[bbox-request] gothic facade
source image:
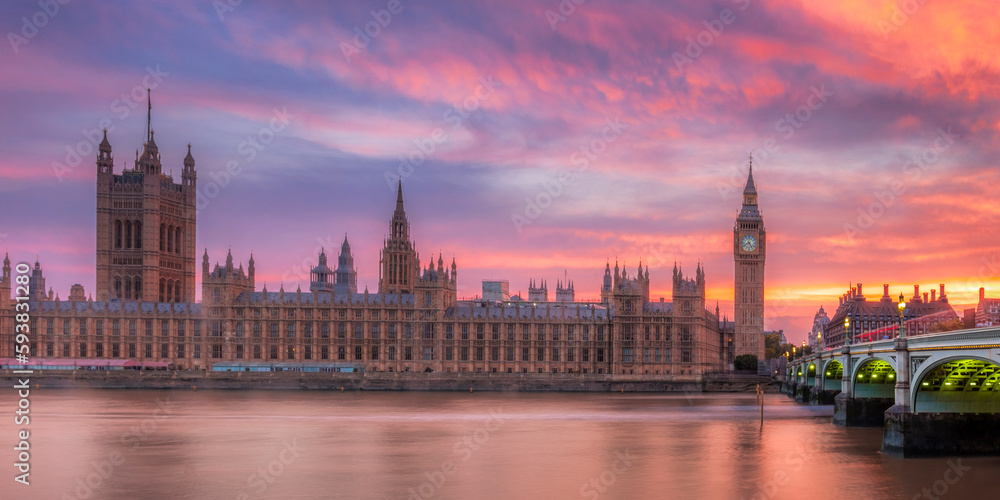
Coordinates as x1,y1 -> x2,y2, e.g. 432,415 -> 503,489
0,134 -> 764,377
95,126 -> 197,304
734,161 -> 766,360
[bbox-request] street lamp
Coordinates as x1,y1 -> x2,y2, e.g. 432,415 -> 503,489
843,315 -> 851,345
897,293 -> 906,339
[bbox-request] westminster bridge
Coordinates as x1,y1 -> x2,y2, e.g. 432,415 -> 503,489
783,326 -> 1000,457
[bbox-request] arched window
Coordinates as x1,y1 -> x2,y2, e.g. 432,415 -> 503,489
166,225 -> 173,253
166,280 -> 173,303
115,276 -> 122,299
175,227 -> 181,254
214,289 -> 221,303
125,221 -> 132,249
160,224 -> 165,251
134,277 -> 142,300
124,276 -> 132,299
135,221 -> 142,249
115,220 -> 123,248
159,279 -> 165,303
175,281 -> 182,303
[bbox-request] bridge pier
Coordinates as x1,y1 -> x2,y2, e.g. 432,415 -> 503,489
883,409 -> 1000,457
794,383 -> 810,403
808,389 -> 839,405
833,393 -> 893,427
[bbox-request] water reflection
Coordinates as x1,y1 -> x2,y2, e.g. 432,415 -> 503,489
6,390 -> 1000,499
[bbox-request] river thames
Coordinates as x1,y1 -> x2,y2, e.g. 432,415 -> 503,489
5,390 -> 998,499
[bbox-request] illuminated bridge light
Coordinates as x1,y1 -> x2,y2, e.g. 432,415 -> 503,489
922,382 -> 929,386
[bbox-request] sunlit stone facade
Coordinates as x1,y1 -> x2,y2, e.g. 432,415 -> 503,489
0,133 -> 744,378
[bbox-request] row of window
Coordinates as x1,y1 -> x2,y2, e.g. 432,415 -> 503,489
32,341 -> 621,364
34,318 -> 695,344
34,340 -> 698,368
36,318 -> 201,337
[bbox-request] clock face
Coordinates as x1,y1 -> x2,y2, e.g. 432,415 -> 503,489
741,234 -> 757,252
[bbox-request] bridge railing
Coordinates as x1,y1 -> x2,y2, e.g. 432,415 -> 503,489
787,326 -> 1000,373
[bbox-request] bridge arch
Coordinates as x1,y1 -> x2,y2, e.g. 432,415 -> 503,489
911,356 -> 1000,413
805,362 -> 817,387
822,359 -> 843,392
852,357 -> 896,398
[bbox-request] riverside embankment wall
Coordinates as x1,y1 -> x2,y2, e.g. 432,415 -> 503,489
1,371 -> 775,392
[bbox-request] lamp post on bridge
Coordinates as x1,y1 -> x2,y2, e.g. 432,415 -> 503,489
897,293 -> 906,339
843,315 -> 851,346
834,314 -> 854,426
892,292 -> 911,413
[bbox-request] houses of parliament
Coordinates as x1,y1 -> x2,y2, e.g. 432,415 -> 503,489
0,113 -> 767,378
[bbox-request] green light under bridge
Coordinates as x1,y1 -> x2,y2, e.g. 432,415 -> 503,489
918,359 -> 1000,392
855,359 -> 896,384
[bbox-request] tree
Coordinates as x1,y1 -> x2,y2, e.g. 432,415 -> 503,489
774,342 -> 795,359
764,333 -> 782,359
930,318 -> 964,333
734,354 -> 758,371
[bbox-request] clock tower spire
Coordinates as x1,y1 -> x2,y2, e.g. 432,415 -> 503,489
734,155 -> 766,364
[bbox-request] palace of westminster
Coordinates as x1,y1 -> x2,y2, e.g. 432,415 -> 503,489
0,117 -> 768,377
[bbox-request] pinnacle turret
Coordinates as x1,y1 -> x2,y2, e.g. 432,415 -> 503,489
743,154 -> 757,195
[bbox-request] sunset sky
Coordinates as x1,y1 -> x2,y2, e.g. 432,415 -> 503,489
2,1 -> 998,343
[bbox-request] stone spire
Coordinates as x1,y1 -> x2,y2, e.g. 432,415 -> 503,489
184,143 -> 195,168
744,154 -> 757,195
379,179 -> 416,294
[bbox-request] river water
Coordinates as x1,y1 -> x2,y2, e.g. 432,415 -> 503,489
4,389 -> 999,499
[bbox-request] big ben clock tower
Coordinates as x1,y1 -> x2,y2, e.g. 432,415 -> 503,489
734,157 -> 765,362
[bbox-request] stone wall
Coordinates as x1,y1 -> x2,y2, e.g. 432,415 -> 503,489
0,370 -> 775,392
883,409 -> 1000,457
